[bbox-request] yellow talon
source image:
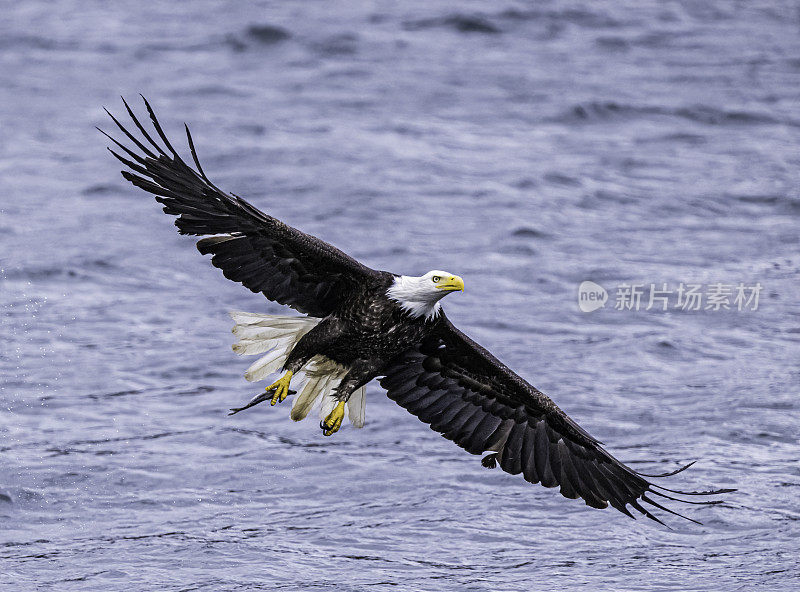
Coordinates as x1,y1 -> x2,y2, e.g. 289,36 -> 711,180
266,370 -> 293,406
321,401 -> 345,436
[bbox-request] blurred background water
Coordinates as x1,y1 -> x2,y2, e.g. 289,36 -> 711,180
1,1 -> 799,590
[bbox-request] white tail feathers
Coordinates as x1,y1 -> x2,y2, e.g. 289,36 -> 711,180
229,311 -> 366,428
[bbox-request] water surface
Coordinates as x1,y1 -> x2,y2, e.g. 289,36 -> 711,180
1,1 -> 799,590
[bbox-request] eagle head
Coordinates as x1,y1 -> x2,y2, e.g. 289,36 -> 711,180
387,270 -> 464,319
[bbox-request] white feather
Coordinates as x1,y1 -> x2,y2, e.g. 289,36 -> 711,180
386,270 -> 455,319
230,312 -> 367,428
244,348 -> 289,382
291,373 -> 326,421
233,325 -> 304,341
348,386 -> 366,428
233,339 -> 277,356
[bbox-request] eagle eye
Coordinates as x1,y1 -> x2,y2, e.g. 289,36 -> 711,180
432,276 -> 441,283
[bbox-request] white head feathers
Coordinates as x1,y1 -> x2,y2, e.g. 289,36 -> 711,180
386,270 -> 464,320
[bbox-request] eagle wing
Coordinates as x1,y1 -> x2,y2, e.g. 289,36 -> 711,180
380,313 -> 732,524
101,96 -> 378,318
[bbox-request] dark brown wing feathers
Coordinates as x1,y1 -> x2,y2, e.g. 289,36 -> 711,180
380,314 -> 733,524
101,96 -> 376,317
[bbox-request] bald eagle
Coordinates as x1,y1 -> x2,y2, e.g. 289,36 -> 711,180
101,97 -> 732,524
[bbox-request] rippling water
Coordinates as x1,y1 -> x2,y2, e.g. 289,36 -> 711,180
2,1 -> 799,590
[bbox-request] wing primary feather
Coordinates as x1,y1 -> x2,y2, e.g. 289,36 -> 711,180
103,106 -> 157,159
96,127 -> 151,168
109,149 -> 152,179
547,432 -> 563,487
185,123 -> 210,182
606,495 -> 636,519
586,461 -> 629,511
520,424 -> 540,484
649,484 -> 736,496
640,494 -> 700,525
648,489 -> 725,505
595,461 -> 642,502
557,440 -> 589,501
534,421 -> 557,487
121,96 -> 167,157
560,440 -> 613,508
554,441 -> 578,499
628,499 -> 668,526
595,463 -> 646,518
121,171 -> 187,203
141,94 -> 181,158
139,157 -> 198,191
569,458 -> 609,509
636,461 -> 696,478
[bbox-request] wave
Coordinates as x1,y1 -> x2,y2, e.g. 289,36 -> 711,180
554,101 -> 793,127
403,14 -> 501,34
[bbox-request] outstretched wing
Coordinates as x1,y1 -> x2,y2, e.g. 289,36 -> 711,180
101,96 -> 378,317
380,313 -> 732,524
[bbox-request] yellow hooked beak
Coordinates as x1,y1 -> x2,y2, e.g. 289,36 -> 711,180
436,275 -> 465,292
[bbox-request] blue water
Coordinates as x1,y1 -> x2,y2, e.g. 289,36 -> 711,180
2,1 -> 799,590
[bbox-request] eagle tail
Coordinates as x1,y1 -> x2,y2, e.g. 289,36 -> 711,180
229,312 -> 366,428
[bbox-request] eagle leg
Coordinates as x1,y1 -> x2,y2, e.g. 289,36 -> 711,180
320,401 -> 346,436
481,453 -> 498,469
266,370 -> 294,406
